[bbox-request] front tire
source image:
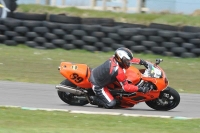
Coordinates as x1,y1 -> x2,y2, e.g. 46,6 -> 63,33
145,87 -> 180,111
57,79 -> 89,106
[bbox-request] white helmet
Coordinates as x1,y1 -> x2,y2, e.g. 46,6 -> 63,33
114,47 -> 133,69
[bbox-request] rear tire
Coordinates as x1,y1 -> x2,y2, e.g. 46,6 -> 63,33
57,79 -> 89,106
145,87 -> 180,111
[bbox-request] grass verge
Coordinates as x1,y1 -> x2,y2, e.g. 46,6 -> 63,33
0,107 -> 200,133
17,4 -> 200,26
0,44 -> 200,93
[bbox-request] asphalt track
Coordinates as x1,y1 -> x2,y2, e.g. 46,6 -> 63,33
0,81 -> 200,119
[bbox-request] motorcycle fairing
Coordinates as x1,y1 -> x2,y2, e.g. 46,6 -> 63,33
59,62 -> 91,88
116,91 -> 160,108
126,66 -> 141,85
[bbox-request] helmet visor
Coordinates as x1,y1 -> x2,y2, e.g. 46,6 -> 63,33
122,56 -> 131,69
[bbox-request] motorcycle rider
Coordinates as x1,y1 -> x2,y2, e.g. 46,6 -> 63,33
89,47 -> 150,109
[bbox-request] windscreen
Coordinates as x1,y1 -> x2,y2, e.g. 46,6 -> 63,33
143,63 -> 162,78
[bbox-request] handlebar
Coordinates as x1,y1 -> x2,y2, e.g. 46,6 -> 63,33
155,59 -> 163,66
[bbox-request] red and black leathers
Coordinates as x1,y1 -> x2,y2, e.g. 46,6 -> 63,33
89,56 -> 144,108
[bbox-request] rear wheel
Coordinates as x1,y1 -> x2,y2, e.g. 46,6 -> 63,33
57,79 -> 89,106
145,87 -> 180,111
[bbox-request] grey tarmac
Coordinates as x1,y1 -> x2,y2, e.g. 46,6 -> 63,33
0,81 -> 199,119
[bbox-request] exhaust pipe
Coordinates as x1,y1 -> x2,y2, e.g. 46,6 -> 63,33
55,84 -> 85,95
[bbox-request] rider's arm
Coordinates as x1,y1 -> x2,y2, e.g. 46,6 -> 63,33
131,58 -> 148,67
130,58 -> 141,64
116,68 -> 139,93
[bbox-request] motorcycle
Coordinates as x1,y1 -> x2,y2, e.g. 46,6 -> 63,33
55,59 -> 180,111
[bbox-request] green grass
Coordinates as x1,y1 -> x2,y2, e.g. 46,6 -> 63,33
0,44 -> 200,94
17,4 -> 200,26
0,107 -> 200,133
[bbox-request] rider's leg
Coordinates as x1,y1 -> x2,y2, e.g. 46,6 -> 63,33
91,85 -> 116,109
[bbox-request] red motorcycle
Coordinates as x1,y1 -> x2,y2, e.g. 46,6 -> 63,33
56,59 -> 180,111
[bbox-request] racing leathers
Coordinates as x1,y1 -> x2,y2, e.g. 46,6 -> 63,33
89,56 -> 148,109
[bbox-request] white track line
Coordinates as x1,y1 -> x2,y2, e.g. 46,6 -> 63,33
0,105 -> 196,120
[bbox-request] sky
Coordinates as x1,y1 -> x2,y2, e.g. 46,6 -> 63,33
17,0 -> 200,14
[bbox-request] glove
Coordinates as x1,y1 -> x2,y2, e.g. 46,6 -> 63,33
139,59 -> 148,68
139,59 -> 147,65
138,86 -> 150,93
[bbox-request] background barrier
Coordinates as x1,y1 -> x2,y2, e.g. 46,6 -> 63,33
0,12 -> 200,58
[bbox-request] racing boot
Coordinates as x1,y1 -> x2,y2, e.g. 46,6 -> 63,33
89,96 -> 104,108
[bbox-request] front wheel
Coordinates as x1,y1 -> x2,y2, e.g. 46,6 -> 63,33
57,79 -> 89,106
145,87 -> 180,111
